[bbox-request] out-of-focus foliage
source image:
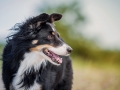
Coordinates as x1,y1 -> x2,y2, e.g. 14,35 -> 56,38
0,44 -> 3,66
0,1 -> 120,89
0,44 -> 3,57
38,0 -> 120,65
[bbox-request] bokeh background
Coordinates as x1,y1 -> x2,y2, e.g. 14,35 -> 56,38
0,0 -> 120,90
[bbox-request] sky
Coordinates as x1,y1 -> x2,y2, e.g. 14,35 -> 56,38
81,0 -> 120,49
0,0 -> 120,49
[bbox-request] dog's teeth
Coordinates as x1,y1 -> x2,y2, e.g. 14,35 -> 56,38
45,49 -> 48,52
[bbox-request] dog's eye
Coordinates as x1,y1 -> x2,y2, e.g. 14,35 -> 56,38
48,35 -> 54,39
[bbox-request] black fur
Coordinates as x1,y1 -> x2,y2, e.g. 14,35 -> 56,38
2,13 -> 73,90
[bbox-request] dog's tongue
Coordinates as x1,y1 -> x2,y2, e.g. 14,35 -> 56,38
49,50 -> 62,64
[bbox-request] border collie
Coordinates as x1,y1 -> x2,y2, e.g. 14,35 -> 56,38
2,13 -> 73,90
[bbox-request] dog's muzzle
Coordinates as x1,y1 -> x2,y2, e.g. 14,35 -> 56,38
67,46 -> 73,54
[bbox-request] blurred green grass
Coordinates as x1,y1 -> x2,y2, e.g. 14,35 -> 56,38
0,44 -> 3,69
72,57 -> 120,90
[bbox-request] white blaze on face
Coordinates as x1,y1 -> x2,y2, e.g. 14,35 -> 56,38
46,22 -> 56,31
48,43 -> 71,56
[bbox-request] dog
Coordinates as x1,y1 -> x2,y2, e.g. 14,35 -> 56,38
2,13 -> 73,90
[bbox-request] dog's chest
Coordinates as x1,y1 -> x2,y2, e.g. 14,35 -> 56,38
12,52 -> 63,90
12,75 -> 42,90
12,52 -> 46,90
12,67 -> 57,90
12,68 -> 43,90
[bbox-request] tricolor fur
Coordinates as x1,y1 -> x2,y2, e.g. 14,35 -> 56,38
2,13 -> 73,90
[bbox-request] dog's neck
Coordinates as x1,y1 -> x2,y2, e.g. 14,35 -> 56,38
17,51 -> 47,76
12,51 -> 46,90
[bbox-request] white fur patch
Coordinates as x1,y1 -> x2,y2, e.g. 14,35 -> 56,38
48,43 -> 71,56
29,82 -> 42,90
46,23 -> 56,31
12,51 -> 46,90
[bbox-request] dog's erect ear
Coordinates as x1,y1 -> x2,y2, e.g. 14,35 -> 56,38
29,13 -> 49,29
48,13 -> 62,23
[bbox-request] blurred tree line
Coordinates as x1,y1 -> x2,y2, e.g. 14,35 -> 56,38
38,0 -> 120,64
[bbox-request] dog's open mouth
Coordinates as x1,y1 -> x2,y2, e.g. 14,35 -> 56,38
43,48 -> 62,64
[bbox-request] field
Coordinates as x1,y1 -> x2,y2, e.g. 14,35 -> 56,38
0,59 -> 120,90
72,60 -> 120,90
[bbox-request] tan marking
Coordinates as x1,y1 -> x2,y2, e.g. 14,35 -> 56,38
50,43 -> 54,46
45,49 -> 48,52
32,40 -> 38,44
52,31 -> 55,35
58,33 -> 60,37
30,44 -> 52,51
51,17 -> 54,22
40,84 -> 42,90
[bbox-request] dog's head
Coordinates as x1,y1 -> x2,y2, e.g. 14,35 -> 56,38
15,13 -> 72,65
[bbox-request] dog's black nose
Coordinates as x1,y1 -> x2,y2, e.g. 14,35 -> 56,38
67,47 -> 73,53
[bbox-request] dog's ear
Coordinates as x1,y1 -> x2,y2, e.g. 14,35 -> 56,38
25,13 -> 50,39
48,13 -> 62,23
29,13 -> 49,30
